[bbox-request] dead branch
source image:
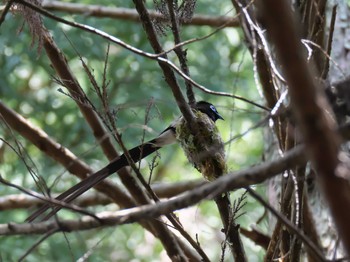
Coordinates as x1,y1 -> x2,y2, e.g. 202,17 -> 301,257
0,179 -> 205,211
0,100 -> 134,208
0,144 -> 307,236
38,0 -> 239,28
12,0 -> 269,112
258,0 -> 350,255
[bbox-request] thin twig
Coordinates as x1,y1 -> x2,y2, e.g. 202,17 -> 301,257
12,0 -> 269,112
35,1 -> 239,27
166,0 -> 195,105
0,145 -> 308,236
245,187 -> 326,262
18,228 -> 59,262
302,39 -> 346,78
321,5 -> 337,79
0,0 -> 14,27
0,175 -> 101,220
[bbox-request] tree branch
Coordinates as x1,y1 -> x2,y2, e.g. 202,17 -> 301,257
0,180 -> 205,211
258,0 -> 350,255
0,145 -> 307,235
39,0 -> 239,28
0,100 -> 134,208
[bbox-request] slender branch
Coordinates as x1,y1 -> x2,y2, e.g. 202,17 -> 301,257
0,100 -> 134,208
258,0 -> 350,254
246,187 -> 326,262
166,0 -> 195,105
12,0 -> 268,112
37,1 -> 239,28
0,180 -> 206,211
0,98 -> 202,260
18,228 -> 58,262
0,0 -> 14,26
0,145 -> 307,236
0,175 -> 100,220
321,5 -> 337,79
132,0 -> 196,132
302,189 -> 323,261
0,192 -> 111,210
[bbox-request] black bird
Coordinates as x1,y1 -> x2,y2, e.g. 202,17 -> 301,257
26,101 -> 223,222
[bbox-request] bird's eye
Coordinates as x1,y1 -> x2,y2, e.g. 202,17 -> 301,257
210,105 -> 217,112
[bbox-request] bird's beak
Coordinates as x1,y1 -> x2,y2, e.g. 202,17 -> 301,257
217,114 -> 224,121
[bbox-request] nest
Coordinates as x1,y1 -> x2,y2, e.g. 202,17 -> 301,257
176,110 -> 227,181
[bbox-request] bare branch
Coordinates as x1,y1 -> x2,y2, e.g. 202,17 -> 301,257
246,187 -> 326,262
0,100 -> 134,208
258,0 -> 350,255
0,144 -> 307,236
39,1 -> 239,28
12,0 -> 268,112
0,176 -> 100,220
0,180 -> 205,211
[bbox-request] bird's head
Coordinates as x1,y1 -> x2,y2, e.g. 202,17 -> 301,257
195,101 -> 224,122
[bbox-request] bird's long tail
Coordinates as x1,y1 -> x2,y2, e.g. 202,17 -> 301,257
26,139 -> 161,222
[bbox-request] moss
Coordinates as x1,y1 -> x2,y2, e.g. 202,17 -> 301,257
176,110 -> 227,181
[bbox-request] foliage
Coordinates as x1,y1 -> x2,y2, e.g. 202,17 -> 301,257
1,0 -> 346,261
0,1 -> 265,260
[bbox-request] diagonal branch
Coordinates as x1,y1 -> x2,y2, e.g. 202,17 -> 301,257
132,0 -> 195,129
0,144 -> 307,236
258,0 -> 350,255
0,180 -> 205,210
0,99 -> 134,208
0,99 -> 201,261
39,1 -> 239,28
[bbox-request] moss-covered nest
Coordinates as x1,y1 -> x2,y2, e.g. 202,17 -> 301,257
175,110 -> 227,181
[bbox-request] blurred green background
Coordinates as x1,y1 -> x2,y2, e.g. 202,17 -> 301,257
0,0 -> 267,261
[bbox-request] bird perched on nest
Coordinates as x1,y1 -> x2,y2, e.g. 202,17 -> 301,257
26,101 -> 225,222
